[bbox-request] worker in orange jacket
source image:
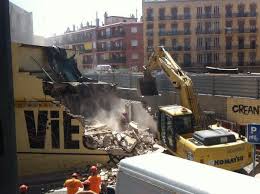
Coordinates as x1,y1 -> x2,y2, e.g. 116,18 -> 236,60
64,173 -> 83,194
87,166 -> 102,194
76,180 -> 97,194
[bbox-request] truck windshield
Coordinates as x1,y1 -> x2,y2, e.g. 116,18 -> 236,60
173,115 -> 194,134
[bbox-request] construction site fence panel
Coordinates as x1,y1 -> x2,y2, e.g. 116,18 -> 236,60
84,73 -> 260,99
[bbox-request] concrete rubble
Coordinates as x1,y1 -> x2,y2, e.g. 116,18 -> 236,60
83,121 -> 161,158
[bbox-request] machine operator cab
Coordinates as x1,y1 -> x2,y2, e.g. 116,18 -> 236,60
158,105 -> 194,153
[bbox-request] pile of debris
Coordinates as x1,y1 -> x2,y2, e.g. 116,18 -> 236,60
84,121 -> 162,159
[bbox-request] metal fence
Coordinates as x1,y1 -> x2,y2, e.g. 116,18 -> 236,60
85,73 -> 260,99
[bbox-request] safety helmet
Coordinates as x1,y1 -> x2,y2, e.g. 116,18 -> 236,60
90,165 -> 98,173
19,184 -> 28,193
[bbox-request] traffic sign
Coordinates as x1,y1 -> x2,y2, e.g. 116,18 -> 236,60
247,124 -> 260,144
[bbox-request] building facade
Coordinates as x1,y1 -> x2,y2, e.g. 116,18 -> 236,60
49,15 -> 144,72
143,0 -> 260,72
9,2 -> 34,44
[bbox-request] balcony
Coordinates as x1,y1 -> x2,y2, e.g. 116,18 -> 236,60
98,31 -> 125,40
225,12 -> 257,18
98,57 -> 126,64
225,28 -> 258,33
184,30 -> 191,35
147,47 -> 154,52
97,47 -> 107,52
146,16 -> 154,21
197,14 -> 221,19
159,31 -> 184,36
109,46 -> 126,51
196,29 -> 221,34
146,31 -> 153,36
184,46 -> 191,51
196,46 -> 220,51
159,15 -> 191,20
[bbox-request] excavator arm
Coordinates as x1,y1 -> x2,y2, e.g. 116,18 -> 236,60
139,47 -> 201,126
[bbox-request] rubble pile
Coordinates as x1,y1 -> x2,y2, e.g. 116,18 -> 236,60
100,167 -> 119,186
84,121 -> 159,157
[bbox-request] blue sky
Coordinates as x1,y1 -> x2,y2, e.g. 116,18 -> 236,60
10,0 -> 142,37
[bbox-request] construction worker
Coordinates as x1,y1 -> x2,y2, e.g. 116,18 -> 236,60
19,184 -> 29,194
87,166 -> 102,194
76,180 -> 97,194
64,173 -> 83,194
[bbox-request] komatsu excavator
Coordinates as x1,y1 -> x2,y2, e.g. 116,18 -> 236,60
138,47 -> 252,171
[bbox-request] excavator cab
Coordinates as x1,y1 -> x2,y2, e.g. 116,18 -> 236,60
137,70 -> 158,96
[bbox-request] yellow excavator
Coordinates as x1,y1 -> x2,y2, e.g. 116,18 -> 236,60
138,47 -> 252,171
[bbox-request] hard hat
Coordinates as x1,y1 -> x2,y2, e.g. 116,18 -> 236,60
72,173 -> 78,178
83,180 -> 91,185
19,184 -> 28,192
90,165 -> 98,173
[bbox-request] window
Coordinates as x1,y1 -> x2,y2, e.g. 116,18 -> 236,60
238,52 -> 244,66
205,6 -> 212,17
174,115 -> 193,134
171,7 -> 178,18
173,53 -> 178,62
250,37 -> 256,49
147,23 -> 153,29
184,23 -> 190,34
213,6 -> 220,16
159,38 -> 165,46
238,4 -> 245,16
184,38 -> 190,50
148,39 -> 153,47
171,23 -> 178,33
238,20 -> 244,32
147,8 -> 153,17
131,40 -> 138,47
159,8 -> 165,19
226,53 -> 232,66
250,20 -> 256,32
197,37 -> 203,49
213,53 -> 219,64
131,53 -> 139,59
238,37 -> 244,49
213,37 -> 219,48
226,37 -> 232,49
197,7 -> 203,17
205,21 -> 211,33
225,4 -> 232,17
184,54 -> 191,66
249,52 -> 256,65
159,112 -> 167,145
184,7 -> 190,18
131,26 -> 137,33
205,37 -> 211,49
159,23 -> 166,33
172,39 -> 177,49
250,3 -> 257,16
226,20 -> 232,28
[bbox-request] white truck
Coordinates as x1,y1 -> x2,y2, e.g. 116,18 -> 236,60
115,153 -> 260,194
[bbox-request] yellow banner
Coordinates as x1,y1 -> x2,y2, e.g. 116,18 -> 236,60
84,42 -> 92,50
227,97 -> 260,125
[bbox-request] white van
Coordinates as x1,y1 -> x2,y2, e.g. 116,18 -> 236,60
116,153 -> 260,194
95,64 -> 112,73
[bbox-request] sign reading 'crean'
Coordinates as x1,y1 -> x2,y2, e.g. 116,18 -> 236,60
232,105 -> 260,115
227,98 -> 260,125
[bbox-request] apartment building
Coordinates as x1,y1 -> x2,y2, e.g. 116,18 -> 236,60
143,0 -> 260,72
49,14 -> 143,72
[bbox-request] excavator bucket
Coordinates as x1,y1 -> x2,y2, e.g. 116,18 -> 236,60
137,72 -> 158,96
